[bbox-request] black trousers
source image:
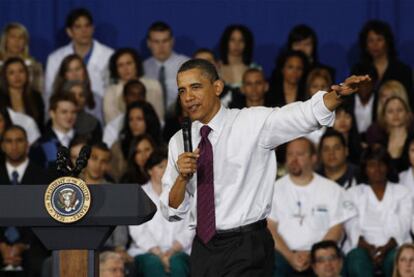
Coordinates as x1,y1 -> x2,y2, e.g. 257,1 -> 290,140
190,224 -> 274,277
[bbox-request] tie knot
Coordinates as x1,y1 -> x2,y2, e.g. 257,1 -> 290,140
200,125 -> 212,139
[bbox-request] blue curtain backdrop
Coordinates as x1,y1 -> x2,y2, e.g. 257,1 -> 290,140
0,0 -> 413,82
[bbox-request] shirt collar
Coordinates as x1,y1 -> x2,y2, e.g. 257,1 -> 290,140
53,128 -> 75,147
155,51 -> 177,67
192,105 -> 226,142
6,158 -> 29,183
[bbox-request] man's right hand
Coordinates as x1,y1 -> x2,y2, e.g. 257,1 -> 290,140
177,149 -> 200,179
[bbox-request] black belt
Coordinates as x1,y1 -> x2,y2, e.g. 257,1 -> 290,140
215,219 -> 267,236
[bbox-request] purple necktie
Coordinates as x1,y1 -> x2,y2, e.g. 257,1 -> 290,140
196,125 -> 216,244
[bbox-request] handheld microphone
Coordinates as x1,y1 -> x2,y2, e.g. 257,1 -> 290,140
71,145 -> 91,177
181,117 -> 192,152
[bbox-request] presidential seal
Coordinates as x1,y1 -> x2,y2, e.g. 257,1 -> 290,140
44,177 -> 91,223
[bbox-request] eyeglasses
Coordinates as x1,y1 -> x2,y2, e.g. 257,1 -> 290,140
314,255 -> 339,263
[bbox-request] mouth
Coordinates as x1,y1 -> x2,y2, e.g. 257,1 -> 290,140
187,104 -> 200,114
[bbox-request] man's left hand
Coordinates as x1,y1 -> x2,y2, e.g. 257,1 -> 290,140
331,75 -> 372,98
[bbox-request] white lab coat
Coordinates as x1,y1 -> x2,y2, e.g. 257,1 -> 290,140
44,40 -> 113,120
344,183 -> 412,253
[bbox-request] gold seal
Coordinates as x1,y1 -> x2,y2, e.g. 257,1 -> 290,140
44,177 -> 91,223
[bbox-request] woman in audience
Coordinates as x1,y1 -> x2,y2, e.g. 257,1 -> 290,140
0,57 -> 44,130
306,68 -> 332,98
367,96 -> 413,172
352,20 -> 412,107
218,24 -> 258,88
110,101 -> 161,181
120,134 -> 156,184
392,243 -> 414,277
104,48 -> 163,123
128,150 -> 193,277
345,145 -> 412,277
399,136 -> 414,192
333,103 -> 363,164
268,50 -> 309,107
52,54 -> 101,121
0,106 -> 12,162
286,24 -> 335,81
0,22 -> 43,93
63,80 -> 102,143
376,80 -> 410,121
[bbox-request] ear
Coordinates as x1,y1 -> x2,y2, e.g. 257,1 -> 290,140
240,85 -> 246,95
345,147 -> 349,157
213,79 -> 224,97
66,28 -> 73,39
311,152 -> 318,165
146,38 -> 151,49
49,110 -> 55,122
264,81 -> 269,94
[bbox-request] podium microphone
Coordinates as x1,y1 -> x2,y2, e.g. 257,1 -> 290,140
56,146 -> 72,176
71,145 -> 91,177
181,117 -> 192,152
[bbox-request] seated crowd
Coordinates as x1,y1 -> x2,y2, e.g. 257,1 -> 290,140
1,7 -> 414,277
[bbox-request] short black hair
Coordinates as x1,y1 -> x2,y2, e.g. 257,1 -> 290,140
319,128 -> 347,151
287,24 -> 318,61
92,141 -> 110,153
219,24 -> 254,65
144,148 -> 167,173
147,21 -> 172,39
2,125 -> 27,141
193,48 -> 216,60
123,79 -> 146,99
359,20 -> 397,62
242,68 -> 265,83
359,144 -> 397,183
109,48 -> 144,81
310,240 -> 341,264
66,8 -> 93,29
177,59 -> 220,83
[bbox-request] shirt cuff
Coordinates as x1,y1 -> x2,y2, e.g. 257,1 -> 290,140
311,91 -> 336,127
159,189 -> 191,222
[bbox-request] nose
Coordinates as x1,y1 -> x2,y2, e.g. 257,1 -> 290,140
181,90 -> 195,103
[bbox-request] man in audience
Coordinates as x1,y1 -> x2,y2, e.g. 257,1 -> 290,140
45,8 -> 113,103
82,142 -> 112,185
311,240 -> 343,277
103,79 -> 147,147
99,251 -> 125,277
229,68 -> 269,108
267,138 -> 355,276
30,94 -> 78,169
144,21 -> 189,113
317,128 -> 358,189
0,125 -> 50,276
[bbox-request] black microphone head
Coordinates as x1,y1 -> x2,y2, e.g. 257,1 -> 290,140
181,117 -> 192,152
79,145 -> 92,160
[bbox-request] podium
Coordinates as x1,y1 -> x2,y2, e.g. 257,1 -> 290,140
0,183 -> 156,277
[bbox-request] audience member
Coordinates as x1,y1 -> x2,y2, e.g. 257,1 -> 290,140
345,145 -> 412,277
218,24 -> 258,88
332,103 -> 363,164
287,24 -> 335,81
376,80 -> 410,121
82,142 -> 111,184
143,21 -> 189,113
310,240 -> 343,277
120,134 -> 156,184
0,23 -> 44,93
229,68 -> 269,108
30,93 -> 78,169
63,80 -> 102,143
109,101 -> 161,180
45,8 -> 113,108
393,244 -> 414,277
104,48 -> 164,123
128,150 -> 193,277
267,138 -> 355,277
0,125 -> 50,276
0,57 -> 44,130
306,68 -> 332,98
268,50 -> 309,107
99,251 -> 125,277
399,136 -> 414,193
69,135 -> 88,167
317,128 -> 358,189
352,20 -> 413,107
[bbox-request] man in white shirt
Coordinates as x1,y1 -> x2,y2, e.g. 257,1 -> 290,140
144,22 -> 189,113
311,240 -> 343,277
30,94 -> 78,169
267,138 -> 355,276
45,8 -> 113,110
159,58 -> 369,276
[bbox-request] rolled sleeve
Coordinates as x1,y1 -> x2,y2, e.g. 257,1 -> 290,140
159,187 -> 191,222
310,91 -> 336,127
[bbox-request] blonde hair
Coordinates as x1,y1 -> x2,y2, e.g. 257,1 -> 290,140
377,80 -> 409,120
0,22 -> 30,59
393,243 -> 414,277
378,95 -> 413,131
306,68 -> 332,97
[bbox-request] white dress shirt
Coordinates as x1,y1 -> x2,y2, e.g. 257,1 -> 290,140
354,94 -> 374,133
344,183 -> 412,253
7,108 -> 40,145
52,128 -> 75,148
128,182 -> 194,257
269,173 -> 356,251
159,91 -> 335,230
143,52 -> 189,109
6,159 -> 29,183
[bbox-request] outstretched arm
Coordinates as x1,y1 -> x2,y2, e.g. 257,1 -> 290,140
323,75 -> 371,111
